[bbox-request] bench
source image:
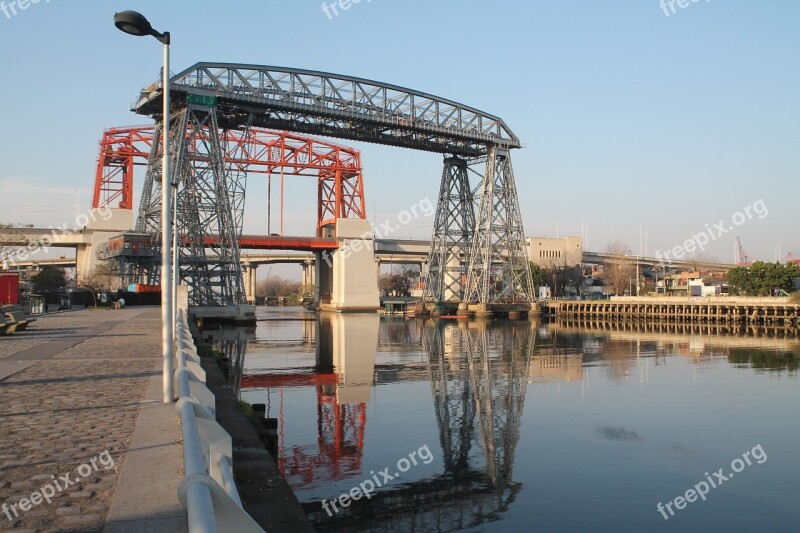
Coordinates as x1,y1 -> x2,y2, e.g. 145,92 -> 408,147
4,312 -> 35,332
2,319 -> 21,334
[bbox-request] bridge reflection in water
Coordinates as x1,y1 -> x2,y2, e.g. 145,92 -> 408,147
216,310 -> 799,532
229,313 -> 542,531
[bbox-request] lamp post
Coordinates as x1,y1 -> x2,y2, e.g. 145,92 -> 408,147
114,10 -> 174,403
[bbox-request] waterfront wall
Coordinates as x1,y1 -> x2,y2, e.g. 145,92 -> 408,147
547,297 -> 800,327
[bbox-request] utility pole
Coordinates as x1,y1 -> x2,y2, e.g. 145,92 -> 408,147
585,224 -> 588,251
639,226 -> 643,257
636,255 -> 640,296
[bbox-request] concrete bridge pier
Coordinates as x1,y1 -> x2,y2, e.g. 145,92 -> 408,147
317,219 -> 380,312
243,263 -> 258,305
75,208 -> 135,282
302,259 -> 316,292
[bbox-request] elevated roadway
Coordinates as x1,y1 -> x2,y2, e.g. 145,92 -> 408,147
2,224 -> 738,284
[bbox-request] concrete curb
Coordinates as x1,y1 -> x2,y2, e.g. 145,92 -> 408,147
103,363 -> 187,533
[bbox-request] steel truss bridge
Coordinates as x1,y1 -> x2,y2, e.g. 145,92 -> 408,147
128,62 -> 533,307
95,124 -> 366,306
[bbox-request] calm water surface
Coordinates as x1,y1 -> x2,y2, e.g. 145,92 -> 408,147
224,307 -> 799,532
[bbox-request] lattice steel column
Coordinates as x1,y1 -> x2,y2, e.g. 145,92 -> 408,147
127,122 -> 164,286
173,103 -> 244,306
424,157 -> 475,302
135,123 -> 164,237
222,116 -> 252,239
133,104 -> 245,306
464,147 -> 533,303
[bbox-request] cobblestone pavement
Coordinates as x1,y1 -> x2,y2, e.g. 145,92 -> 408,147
0,308 -> 165,532
0,312 -> 97,359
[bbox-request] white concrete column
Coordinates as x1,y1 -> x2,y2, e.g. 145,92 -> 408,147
325,219 -> 380,311
250,266 -> 257,304
243,265 -> 257,304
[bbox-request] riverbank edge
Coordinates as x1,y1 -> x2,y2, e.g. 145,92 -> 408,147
198,350 -> 315,532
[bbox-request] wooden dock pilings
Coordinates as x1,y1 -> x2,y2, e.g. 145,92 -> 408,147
546,298 -> 800,328
550,318 -> 800,344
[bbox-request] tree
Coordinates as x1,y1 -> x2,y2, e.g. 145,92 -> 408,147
256,276 -> 302,298
527,262 -> 547,294
379,266 -> 419,297
0,222 -> 32,267
78,262 -> 121,306
726,261 -> 800,296
726,266 -> 750,295
379,273 -> 399,296
600,241 -> 635,295
539,258 -> 583,298
31,266 -> 67,297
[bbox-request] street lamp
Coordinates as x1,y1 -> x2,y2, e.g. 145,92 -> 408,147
114,10 -> 174,403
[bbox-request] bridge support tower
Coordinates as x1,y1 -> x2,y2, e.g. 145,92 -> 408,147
425,156 -> 476,305
463,148 -> 533,316
135,103 -> 246,308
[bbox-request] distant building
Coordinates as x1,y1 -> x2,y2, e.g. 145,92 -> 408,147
528,236 -> 583,267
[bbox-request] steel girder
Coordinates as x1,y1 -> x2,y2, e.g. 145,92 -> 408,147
116,125 -> 367,237
133,63 -> 520,158
92,126 -> 154,210
464,148 -> 534,304
424,156 -> 476,303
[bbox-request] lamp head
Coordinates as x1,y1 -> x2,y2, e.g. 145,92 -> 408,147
114,11 -> 170,44
114,11 -> 153,37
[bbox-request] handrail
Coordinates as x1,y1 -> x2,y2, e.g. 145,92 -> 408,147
174,308 -> 264,533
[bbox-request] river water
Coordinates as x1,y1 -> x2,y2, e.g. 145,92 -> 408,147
222,307 -> 799,532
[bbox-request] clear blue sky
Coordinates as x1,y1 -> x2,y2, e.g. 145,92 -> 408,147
1,0 -> 798,266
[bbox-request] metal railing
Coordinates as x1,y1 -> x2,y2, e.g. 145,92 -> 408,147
174,308 -> 264,533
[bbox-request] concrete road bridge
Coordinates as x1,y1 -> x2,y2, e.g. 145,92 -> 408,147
2,235 -> 430,306
3,229 -> 736,308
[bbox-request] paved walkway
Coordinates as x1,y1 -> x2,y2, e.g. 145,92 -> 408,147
0,308 -> 186,532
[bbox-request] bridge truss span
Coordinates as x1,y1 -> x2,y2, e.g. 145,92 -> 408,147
94,125 -> 366,236
131,62 -> 533,306
135,63 -> 521,158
